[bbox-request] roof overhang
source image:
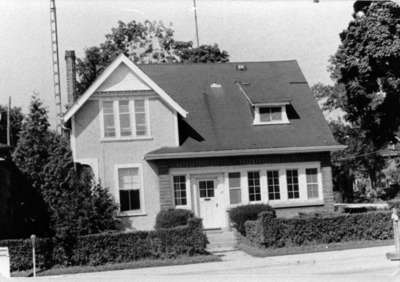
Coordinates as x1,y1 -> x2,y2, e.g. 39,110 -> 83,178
145,145 -> 346,160
63,54 -> 188,123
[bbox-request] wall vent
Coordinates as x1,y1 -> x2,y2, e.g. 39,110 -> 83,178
236,64 -> 247,71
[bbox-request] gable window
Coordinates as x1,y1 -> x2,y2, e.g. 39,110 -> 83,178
253,104 -> 289,125
267,170 -> 280,200
248,171 -> 261,202
173,175 -> 187,206
286,169 -> 300,199
119,100 -> 131,136
101,99 -> 150,139
103,101 -> 116,137
134,99 -> 147,136
118,166 -> 142,212
229,172 -> 241,205
306,168 -> 319,199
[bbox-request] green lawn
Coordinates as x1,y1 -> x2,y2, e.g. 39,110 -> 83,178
12,254 -> 221,277
237,235 -> 394,257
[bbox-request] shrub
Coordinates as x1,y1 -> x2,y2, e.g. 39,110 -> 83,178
155,209 -> 194,229
229,204 -> 275,235
0,218 -> 207,271
245,211 -> 392,248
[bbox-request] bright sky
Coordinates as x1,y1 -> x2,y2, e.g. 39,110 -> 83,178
0,0 -> 354,127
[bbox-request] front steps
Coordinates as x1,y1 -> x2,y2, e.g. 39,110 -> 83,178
206,229 -> 238,253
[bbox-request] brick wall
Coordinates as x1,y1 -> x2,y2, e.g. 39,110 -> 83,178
155,152 -> 334,215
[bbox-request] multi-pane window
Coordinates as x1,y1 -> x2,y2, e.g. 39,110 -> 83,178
259,107 -> 282,122
229,172 -> 241,205
267,170 -> 280,200
286,169 -> 300,199
134,99 -> 147,136
102,99 -> 148,138
173,175 -> 187,206
306,168 -> 319,199
199,180 -> 215,198
119,100 -> 131,136
118,167 -> 141,212
248,171 -> 261,202
103,101 -> 116,137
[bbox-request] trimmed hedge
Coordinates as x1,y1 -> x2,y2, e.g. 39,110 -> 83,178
245,211 -> 393,248
155,209 -> 194,229
229,204 -> 275,235
0,218 -> 207,271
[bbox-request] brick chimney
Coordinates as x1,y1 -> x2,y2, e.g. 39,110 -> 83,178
65,50 -> 76,105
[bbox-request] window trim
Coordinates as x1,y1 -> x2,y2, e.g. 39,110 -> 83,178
228,172 -> 242,206
253,104 -> 289,125
100,98 -> 151,141
247,171 -> 262,203
286,168 -> 300,200
266,170 -> 281,201
171,174 -> 191,209
114,163 -> 146,216
172,175 -> 189,207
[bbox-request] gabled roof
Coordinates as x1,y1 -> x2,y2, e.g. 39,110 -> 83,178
137,61 -> 343,159
63,54 -> 188,122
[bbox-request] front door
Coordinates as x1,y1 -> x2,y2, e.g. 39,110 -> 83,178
196,176 -> 225,229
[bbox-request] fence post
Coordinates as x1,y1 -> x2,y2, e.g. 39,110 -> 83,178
30,234 -> 36,277
386,208 -> 400,262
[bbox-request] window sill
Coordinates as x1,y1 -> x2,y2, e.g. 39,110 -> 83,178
101,136 -> 153,143
118,211 -> 147,217
269,199 -> 324,208
253,121 -> 290,126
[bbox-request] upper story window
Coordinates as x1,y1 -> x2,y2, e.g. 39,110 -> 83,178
101,98 -> 150,140
253,104 -> 289,125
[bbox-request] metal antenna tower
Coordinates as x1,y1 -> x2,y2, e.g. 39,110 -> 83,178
50,0 -> 62,132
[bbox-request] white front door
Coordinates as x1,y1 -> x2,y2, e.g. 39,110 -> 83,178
195,176 -> 225,229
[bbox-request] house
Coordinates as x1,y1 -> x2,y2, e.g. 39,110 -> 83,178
63,51 -> 344,230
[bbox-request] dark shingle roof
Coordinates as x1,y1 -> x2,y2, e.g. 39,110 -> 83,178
139,61 -> 340,158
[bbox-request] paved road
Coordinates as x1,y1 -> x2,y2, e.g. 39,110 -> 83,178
5,246 -> 400,282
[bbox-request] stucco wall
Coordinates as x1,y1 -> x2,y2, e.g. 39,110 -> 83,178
73,96 -> 177,230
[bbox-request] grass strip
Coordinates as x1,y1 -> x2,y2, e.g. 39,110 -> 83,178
12,254 -> 221,277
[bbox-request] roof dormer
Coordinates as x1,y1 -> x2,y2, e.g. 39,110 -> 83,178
253,103 -> 290,125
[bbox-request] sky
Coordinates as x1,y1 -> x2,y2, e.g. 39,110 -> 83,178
0,0 -> 354,127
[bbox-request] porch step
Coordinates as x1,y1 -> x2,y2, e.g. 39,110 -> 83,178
206,230 -> 238,253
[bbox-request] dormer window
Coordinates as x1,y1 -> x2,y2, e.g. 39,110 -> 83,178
253,104 -> 289,125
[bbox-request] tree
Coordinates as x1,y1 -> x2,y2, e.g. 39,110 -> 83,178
0,105 -> 24,147
330,1 -> 400,149
11,96 -> 117,241
12,96 -> 50,192
76,20 -> 229,96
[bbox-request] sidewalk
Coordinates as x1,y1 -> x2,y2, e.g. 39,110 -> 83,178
6,245 -> 400,282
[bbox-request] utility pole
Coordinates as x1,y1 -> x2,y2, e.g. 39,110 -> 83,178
193,0 -> 200,47
6,96 -> 10,146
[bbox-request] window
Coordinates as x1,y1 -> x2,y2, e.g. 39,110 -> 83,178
118,167 -> 141,212
229,172 -> 241,205
199,180 -> 215,198
248,171 -> 261,202
259,107 -> 282,122
119,100 -> 131,136
267,170 -> 280,200
253,104 -> 289,125
306,168 -> 319,199
102,99 -> 149,139
135,99 -> 147,136
103,101 -> 115,137
173,175 -> 187,206
286,169 -> 300,199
